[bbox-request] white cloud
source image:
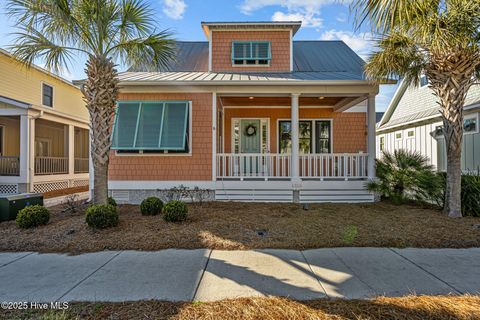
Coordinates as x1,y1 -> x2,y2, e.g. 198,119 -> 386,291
271,11 -> 322,27
319,29 -> 375,59
240,0 -> 343,29
162,0 -> 186,20
336,12 -> 347,23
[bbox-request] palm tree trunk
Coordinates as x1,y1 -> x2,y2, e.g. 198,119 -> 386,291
82,55 -> 118,205
428,51 -> 476,218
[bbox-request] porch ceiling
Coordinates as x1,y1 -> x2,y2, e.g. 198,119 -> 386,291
220,95 -> 367,111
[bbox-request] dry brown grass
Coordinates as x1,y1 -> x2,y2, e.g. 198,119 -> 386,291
2,295 -> 479,320
43,186 -> 89,199
0,201 -> 479,253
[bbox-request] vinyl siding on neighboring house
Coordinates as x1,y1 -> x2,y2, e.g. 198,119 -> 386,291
0,51 -> 88,120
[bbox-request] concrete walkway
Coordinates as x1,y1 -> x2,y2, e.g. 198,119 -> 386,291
0,248 -> 479,302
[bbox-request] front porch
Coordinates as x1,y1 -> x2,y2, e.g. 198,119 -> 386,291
0,109 -> 90,194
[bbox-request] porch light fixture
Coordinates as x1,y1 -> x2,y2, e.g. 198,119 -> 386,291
249,96 -> 254,100
318,96 -> 325,99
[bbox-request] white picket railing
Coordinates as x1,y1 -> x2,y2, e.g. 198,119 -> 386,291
74,158 -> 89,173
35,156 -> 69,175
217,153 -> 291,178
0,156 -> 20,176
217,153 -> 368,179
299,153 -> 368,179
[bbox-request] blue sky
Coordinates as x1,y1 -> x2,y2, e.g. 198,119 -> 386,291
0,0 -> 398,111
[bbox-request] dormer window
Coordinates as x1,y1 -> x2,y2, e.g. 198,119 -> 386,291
420,75 -> 428,87
232,41 -> 271,66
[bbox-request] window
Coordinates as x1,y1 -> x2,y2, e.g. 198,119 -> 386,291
420,75 -> 428,87
111,101 -> 190,153
407,130 -> 415,138
42,83 -> 53,107
35,139 -> 51,157
464,115 -> 477,133
0,126 -> 3,156
279,120 -> 331,154
232,41 -> 271,66
379,136 -> 385,151
395,132 -> 402,140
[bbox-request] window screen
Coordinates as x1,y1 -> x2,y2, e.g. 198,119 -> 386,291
112,101 -> 189,152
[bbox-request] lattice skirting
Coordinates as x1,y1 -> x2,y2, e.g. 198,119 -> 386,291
0,184 -> 19,194
33,181 -> 70,193
72,179 -> 89,187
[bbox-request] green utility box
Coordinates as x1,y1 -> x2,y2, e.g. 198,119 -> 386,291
0,193 -> 44,222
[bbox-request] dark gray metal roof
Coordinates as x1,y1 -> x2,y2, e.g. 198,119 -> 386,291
0,95 -> 31,108
130,40 -> 365,78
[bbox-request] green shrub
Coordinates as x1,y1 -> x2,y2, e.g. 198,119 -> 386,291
16,205 -> 50,228
107,197 -> 117,207
435,172 -> 480,217
162,200 -> 188,222
366,150 -> 443,204
85,204 -> 118,229
140,197 -> 163,216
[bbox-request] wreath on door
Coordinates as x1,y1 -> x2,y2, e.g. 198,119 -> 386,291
244,123 -> 257,136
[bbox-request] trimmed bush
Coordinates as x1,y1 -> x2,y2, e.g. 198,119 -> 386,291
107,197 -> 117,207
162,200 -> 188,222
85,204 -> 119,229
16,205 -> 50,229
140,197 -> 163,216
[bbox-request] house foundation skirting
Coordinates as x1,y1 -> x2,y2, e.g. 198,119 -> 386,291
108,180 -> 374,203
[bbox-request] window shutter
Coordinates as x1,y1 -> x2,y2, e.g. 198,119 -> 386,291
233,42 -> 250,59
112,102 -> 141,148
160,102 -> 189,150
135,102 -> 164,148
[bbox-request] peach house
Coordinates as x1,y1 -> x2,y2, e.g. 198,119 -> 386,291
106,21 -> 379,203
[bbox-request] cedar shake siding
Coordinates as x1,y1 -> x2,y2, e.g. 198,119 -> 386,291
109,93 -> 213,181
211,31 -> 291,72
223,108 -> 367,154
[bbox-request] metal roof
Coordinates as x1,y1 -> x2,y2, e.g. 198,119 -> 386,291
0,95 -> 31,108
129,41 -> 365,80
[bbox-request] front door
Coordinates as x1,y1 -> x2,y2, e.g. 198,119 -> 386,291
240,119 -> 261,153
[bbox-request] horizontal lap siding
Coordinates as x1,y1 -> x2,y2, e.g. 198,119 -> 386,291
211,31 -> 291,72
109,93 -> 213,181
223,108 -> 367,153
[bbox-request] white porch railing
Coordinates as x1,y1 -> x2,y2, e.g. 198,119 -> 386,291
299,153 -> 368,179
216,153 -> 368,179
35,156 -> 68,175
0,156 -> 20,176
74,158 -> 89,173
217,153 -> 291,178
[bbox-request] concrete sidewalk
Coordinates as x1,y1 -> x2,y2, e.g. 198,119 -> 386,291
0,248 -> 479,302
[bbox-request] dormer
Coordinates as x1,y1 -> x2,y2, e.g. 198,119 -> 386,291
201,21 -> 301,73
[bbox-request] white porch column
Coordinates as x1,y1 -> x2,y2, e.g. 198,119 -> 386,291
68,125 -> 75,177
367,94 -> 376,178
291,93 -> 300,183
19,115 -> 30,189
212,92 -> 217,181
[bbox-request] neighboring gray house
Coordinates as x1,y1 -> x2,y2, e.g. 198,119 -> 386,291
377,76 -> 480,172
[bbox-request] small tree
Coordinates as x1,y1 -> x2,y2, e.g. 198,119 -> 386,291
7,0 -> 176,204
367,150 -> 443,204
352,0 -> 480,217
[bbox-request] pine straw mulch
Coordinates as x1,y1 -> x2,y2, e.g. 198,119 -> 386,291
2,295 -> 480,320
0,201 -> 479,253
43,186 -> 89,199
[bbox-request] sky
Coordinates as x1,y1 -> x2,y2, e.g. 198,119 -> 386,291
0,0 -> 399,111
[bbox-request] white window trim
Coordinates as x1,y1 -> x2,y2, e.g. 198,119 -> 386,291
395,131 -> 403,141
379,135 -> 385,152
114,101 -> 193,157
277,118 -> 334,154
464,113 -> 479,135
406,129 -> 415,139
231,117 -> 270,154
40,81 -> 54,108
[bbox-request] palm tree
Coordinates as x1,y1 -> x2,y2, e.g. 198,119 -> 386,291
6,0 -> 176,204
352,0 -> 480,217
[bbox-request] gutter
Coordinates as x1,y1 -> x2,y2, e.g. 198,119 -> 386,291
118,80 -> 382,86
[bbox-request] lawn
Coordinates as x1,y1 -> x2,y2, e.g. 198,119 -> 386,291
2,295 -> 479,320
0,201 -> 479,253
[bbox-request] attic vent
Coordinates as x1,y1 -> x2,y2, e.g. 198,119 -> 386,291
111,190 -> 130,202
